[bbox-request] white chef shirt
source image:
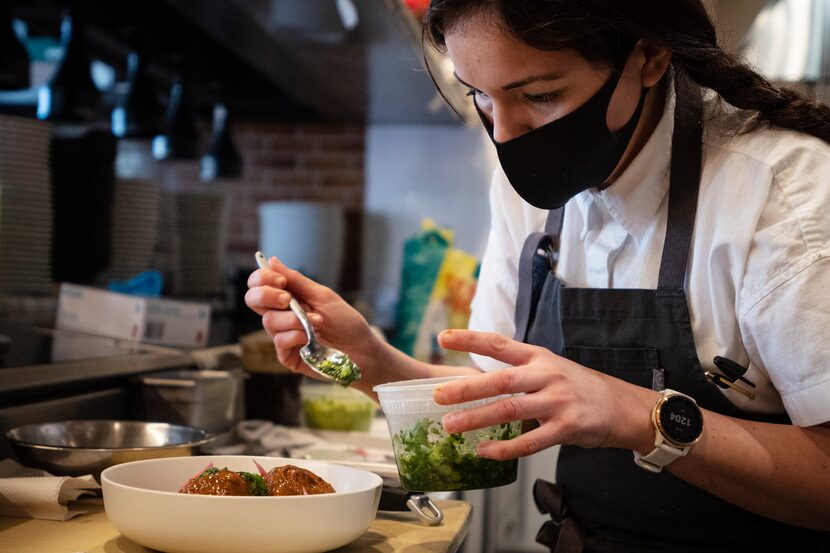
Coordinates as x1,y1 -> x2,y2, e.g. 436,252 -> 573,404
468,86 -> 830,427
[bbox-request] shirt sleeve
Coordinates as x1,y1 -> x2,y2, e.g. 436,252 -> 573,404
740,255 -> 830,427
468,171 -> 521,372
736,140 -> 830,427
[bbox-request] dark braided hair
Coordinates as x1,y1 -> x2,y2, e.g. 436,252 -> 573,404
424,0 -> 830,143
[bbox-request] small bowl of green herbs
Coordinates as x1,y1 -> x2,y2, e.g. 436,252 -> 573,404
373,376 -> 521,492
301,381 -> 378,432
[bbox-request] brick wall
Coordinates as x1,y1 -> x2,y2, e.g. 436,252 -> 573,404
155,121 -> 366,293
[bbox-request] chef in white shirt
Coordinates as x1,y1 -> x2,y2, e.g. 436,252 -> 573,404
247,0 -> 830,550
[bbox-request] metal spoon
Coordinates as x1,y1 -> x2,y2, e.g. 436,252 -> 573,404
255,251 -> 361,386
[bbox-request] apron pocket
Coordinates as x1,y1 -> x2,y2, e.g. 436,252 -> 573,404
563,346 -> 662,390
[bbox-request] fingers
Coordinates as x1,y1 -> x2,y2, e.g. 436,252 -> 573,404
264,315 -> 319,380
272,334 -> 324,381
247,267 -> 286,289
438,329 -> 538,367
441,392 -> 548,434
247,256 -> 331,383
245,265 -> 290,316
475,427 -> 561,461
245,286 -> 291,315
262,309 -> 303,335
433,366 -> 547,406
267,256 -> 329,298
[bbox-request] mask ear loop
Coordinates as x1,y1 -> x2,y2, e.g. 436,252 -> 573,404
608,84 -> 650,138
603,42 -> 655,134
607,39 -> 660,134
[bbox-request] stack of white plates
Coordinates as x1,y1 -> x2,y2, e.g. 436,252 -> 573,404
173,191 -> 228,296
0,115 -> 53,295
98,178 -> 160,282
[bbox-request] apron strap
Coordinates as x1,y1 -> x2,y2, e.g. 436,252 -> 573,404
514,207 -> 565,342
514,231 -> 551,342
657,72 -> 704,290
533,479 -> 586,553
545,206 -> 565,237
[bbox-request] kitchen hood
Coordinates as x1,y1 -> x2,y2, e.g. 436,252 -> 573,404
6,0 -> 472,124
741,0 -> 830,83
161,0 -> 473,124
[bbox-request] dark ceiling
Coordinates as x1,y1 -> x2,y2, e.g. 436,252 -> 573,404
5,0 -> 468,124
7,0 -> 328,121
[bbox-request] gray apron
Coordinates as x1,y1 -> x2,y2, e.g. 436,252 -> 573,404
513,74 -> 828,552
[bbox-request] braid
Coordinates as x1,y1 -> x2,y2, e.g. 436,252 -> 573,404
673,44 -> 830,143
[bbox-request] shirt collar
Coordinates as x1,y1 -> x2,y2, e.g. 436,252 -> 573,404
578,79 -> 676,241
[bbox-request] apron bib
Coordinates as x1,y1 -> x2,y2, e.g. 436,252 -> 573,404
513,74 -> 828,552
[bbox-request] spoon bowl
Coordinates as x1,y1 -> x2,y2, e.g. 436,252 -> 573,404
255,252 -> 361,386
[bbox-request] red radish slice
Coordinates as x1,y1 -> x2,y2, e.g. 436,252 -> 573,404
252,459 -> 268,478
189,461 -> 214,480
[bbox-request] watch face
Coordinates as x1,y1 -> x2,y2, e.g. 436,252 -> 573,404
659,395 -> 703,445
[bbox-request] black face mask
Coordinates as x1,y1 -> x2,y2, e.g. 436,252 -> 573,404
477,66 -> 649,209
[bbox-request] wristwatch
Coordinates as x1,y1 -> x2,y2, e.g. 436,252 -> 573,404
634,389 -> 703,473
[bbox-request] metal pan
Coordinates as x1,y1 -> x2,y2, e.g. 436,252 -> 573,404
6,420 -> 214,480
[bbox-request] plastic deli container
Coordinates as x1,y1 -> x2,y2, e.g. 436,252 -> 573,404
374,376 -> 521,492
300,381 -> 377,432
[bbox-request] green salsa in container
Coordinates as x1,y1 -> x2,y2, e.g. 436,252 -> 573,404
392,417 -> 520,491
301,382 -> 377,432
374,376 -> 523,492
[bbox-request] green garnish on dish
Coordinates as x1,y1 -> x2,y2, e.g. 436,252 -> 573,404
238,471 -> 268,496
392,417 -> 520,491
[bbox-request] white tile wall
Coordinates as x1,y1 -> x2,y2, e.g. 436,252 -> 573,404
362,123 -> 498,327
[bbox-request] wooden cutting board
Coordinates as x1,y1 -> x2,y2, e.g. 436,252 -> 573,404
0,497 -> 472,553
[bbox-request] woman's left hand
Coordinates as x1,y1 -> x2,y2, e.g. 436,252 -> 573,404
434,329 -> 656,460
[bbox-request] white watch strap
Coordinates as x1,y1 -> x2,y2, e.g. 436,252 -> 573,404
633,441 -> 688,473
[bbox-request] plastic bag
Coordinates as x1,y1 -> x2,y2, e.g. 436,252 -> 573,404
391,220 -> 451,356
392,220 -> 480,365
107,269 -> 164,297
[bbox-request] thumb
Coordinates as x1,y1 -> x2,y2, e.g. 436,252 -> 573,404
267,256 -> 326,298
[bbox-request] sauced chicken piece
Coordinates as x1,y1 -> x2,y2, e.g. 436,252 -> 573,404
266,464 -> 335,496
180,468 -> 254,496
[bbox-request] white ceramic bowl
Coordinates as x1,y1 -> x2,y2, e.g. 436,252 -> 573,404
101,455 -> 383,553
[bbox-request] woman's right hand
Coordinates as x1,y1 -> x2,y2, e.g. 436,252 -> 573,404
245,256 -> 377,384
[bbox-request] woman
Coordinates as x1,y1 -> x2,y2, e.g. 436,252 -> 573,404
247,1 -> 830,551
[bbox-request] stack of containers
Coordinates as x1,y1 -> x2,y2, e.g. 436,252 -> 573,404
0,115 -> 54,294
152,189 -> 181,290
99,178 -> 160,282
172,191 -> 228,296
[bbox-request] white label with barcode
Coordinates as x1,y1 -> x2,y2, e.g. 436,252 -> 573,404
144,320 -> 165,339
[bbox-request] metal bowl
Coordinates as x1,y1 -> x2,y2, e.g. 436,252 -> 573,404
6,420 -> 214,479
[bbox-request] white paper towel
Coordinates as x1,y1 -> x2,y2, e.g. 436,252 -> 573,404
0,459 -> 100,521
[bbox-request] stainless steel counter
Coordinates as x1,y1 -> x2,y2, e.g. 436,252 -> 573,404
0,325 -> 191,399
0,325 -> 195,460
